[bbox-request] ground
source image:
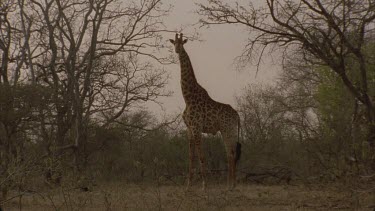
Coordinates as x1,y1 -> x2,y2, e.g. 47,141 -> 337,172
2,182 -> 375,210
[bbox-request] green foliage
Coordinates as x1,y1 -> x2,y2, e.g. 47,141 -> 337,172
310,65 -> 373,178
315,66 -> 355,137
237,67 -> 372,183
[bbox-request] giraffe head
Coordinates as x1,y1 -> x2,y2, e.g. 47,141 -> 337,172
169,33 -> 187,54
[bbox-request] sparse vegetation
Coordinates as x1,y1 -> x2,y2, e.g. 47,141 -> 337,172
3,183 -> 375,210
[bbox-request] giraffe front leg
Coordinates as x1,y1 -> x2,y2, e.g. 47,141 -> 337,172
186,139 -> 195,190
194,134 -> 207,191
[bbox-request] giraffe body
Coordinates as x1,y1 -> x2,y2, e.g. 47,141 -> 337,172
170,33 -> 241,189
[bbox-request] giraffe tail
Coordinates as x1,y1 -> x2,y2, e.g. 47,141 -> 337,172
235,142 -> 242,165
234,116 -> 242,165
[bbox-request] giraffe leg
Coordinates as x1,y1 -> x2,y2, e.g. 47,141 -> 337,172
231,145 -> 236,188
194,133 -> 207,190
223,134 -> 236,189
233,148 -> 237,188
186,130 -> 195,190
226,149 -> 235,189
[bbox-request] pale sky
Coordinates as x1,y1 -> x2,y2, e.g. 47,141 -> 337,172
148,0 -> 281,117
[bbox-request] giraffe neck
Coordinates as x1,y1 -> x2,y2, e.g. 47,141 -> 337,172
178,47 -> 202,104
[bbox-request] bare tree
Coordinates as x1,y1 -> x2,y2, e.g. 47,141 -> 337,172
0,0 -> 39,205
25,0 -> 171,150
92,53 -> 170,128
0,0 -> 172,204
198,0 -> 375,146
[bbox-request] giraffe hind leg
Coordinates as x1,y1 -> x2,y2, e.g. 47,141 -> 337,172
228,148 -> 235,189
223,132 -> 236,189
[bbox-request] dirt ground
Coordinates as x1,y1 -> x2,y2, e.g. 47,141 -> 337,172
2,182 -> 375,210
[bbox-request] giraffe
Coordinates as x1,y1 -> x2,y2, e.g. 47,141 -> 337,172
169,33 -> 241,189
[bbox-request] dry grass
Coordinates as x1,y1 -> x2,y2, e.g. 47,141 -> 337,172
2,182 -> 375,211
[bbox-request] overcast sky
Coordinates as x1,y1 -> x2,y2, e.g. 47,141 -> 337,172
147,0 -> 281,117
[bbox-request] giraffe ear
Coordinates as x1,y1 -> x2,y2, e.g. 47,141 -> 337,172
169,39 -> 175,44
183,39 -> 188,44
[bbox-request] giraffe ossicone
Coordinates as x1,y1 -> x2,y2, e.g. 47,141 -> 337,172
170,33 -> 242,190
